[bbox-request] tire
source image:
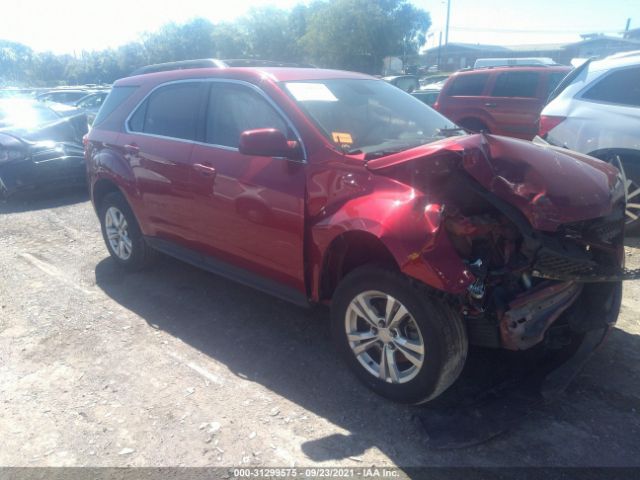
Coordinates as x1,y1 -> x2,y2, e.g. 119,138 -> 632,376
330,266 -> 468,404
600,153 -> 640,235
99,191 -> 156,271
621,159 -> 640,235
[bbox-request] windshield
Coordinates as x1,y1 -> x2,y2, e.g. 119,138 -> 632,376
0,100 -> 60,130
284,79 -> 461,157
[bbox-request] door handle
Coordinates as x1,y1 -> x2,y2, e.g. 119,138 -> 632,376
124,144 -> 139,154
484,103 -> 497,108
194,163 -> 217,177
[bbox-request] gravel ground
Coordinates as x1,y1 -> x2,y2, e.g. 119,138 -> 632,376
1,189 -> 639,469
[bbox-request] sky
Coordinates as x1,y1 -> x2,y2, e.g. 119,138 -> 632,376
0,0 -> 637,55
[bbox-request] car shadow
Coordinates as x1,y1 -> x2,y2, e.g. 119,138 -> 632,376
0,186 -> 89,214
94,255 -> 640,467
625,236 -> 640,248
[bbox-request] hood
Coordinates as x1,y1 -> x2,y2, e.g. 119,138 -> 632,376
367,134 -> 622,231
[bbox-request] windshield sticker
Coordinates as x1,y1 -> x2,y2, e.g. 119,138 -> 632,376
286,83 -> 338,102
331,132 -> 353,145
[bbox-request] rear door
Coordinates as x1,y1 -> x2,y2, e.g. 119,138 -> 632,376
189,81 -> 307,295
486,70 -> 542,139
438,72 -> 491,125
118,81 -> 207,242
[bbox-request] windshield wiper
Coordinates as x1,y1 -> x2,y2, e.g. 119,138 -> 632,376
363,149 -> 407,160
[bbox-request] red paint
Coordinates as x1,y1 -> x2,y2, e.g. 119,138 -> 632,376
86,67 -> 621,306
435,66 -> 571,140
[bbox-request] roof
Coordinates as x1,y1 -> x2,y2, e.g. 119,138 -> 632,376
504,43 -> 567,52
423,42 -> 510,54
588,51 -> 640,72
454,65 -> 571,76
117,67 -> 373,86
567,35 -> 640,47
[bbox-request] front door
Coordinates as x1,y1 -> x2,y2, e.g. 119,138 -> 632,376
189,81 -> 307,294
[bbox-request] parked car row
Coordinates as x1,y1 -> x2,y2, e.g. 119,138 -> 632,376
391,53 -> 640,231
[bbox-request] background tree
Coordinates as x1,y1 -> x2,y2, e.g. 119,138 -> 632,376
0,0 -> 431,86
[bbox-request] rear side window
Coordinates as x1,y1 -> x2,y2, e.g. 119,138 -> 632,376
448,74 -> 489,96
582,67 -> 640,107
546,72 -> 568,97
491,72 -> 539,97
93,86 -> 137,127
128,82 -> 201,140
205,83 -> 288,148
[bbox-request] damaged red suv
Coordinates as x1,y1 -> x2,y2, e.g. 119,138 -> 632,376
86,64 -> 635,404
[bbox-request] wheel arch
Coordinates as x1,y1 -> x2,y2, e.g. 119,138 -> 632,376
92,177 -> 123,212
587,147 -> 640,163
318,230 -> 399,302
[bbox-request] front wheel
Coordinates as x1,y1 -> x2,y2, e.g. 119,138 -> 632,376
330,266 -> 468,404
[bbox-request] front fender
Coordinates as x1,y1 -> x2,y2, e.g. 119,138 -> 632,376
310,186 -> 474,299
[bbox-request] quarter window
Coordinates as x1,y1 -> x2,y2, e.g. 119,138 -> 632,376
448,74 -> 489,96
582,67 -> 640,107
205,83 -> 288,148
491,72 -> 539,98
94,86 -> 137,126
128,82 -> 202,140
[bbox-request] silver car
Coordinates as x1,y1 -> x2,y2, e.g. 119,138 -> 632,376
539,52 -> 640,231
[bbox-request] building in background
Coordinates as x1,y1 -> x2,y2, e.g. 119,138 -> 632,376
420,33 -> 640,71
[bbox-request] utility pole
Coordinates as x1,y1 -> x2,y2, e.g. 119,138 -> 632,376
445,0 -> 451,45
437,31 -> 442,70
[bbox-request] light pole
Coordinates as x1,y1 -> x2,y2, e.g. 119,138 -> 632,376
444,0 -> 451,45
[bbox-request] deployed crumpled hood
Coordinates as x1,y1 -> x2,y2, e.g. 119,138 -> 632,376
367,134 -> 621,231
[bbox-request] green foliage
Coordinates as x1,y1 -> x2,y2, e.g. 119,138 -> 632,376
0,0 -> 430,86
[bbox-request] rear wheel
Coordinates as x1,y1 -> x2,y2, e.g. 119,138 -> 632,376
330,266 -> 468,404
99,191 -> 156,270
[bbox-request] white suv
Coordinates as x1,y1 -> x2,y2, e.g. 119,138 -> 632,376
539,52 -> 640,231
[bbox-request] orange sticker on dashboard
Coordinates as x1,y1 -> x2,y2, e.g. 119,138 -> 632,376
332,132 -> 353,144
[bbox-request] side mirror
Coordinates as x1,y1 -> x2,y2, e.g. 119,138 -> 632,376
238,128 -> 300,159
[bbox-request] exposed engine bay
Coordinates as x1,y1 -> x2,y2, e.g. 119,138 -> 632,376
441,173 -> 629,351
368,133 -> 639,352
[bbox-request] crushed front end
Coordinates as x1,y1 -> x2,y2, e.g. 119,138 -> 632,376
367,134 -> 638,356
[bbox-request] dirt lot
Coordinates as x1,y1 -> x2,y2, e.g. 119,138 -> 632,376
1,189 -> 640,469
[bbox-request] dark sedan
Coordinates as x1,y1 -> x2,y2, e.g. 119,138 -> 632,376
36,89 -> 90,105
0,99 -> 88,199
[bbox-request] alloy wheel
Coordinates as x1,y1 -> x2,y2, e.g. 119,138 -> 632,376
105,206 -> 133,260
344,290 -> 425,384
625,176 -> 640,225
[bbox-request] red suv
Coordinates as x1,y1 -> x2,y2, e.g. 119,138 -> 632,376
434,66 -> 571,139
86,64 -> 630,404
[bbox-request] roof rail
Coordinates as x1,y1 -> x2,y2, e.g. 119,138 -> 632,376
471,63 -> 563,70
222,59 -> 317,68
129,58 -> 317,76
130,59 -> 228,76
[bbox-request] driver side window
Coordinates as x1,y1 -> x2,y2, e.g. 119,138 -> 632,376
205,83 -> 289,148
